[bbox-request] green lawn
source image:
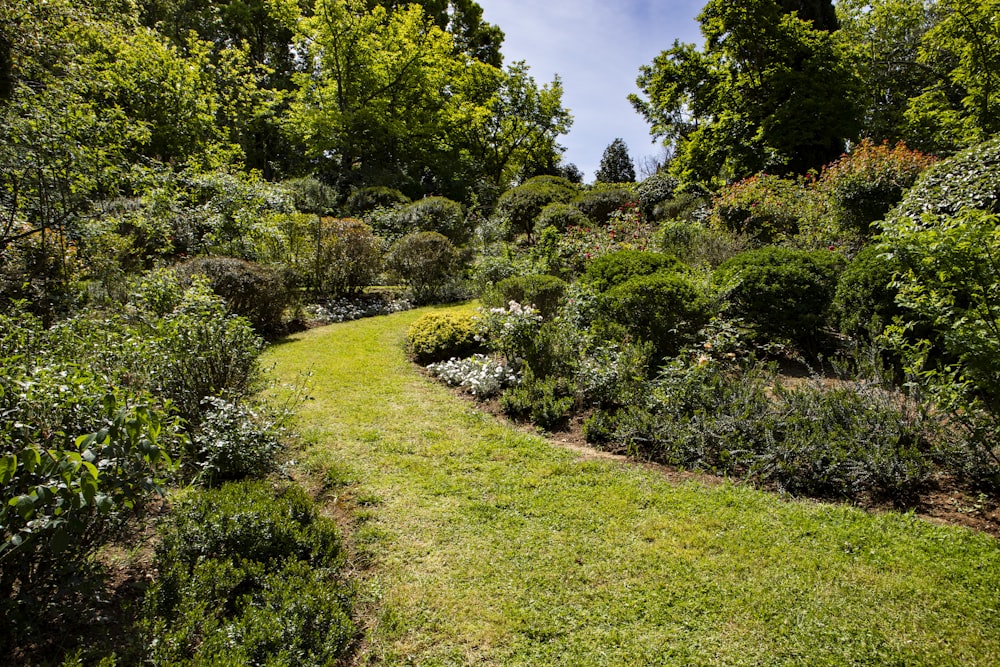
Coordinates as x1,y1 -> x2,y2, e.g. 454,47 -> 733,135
264,305 -> 1000,666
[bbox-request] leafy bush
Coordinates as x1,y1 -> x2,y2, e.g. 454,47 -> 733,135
144,481 -> 352,666
714,246 -> 845,348
475,301 -> 543,366
818,140 -> 937,235
394,196 -> 468,245
308,217 -> 383,297
600,270 -> 712,359
534,202 -> 591,234
188,397 -> 283,485
653,192 -> 709,223
406,312 -> 481,364
495,175 -> 578,240
385,231 -> 461,304
636,171 -> 679,219
582,249 -> 684,293
710,174 -> 807,242
175,256 -> 292,336
284,176 -> 338,215
571,185 -> 634,224
831,244 -> 905,341
482,273 -> 567,319
499,368 -> 575,431
346,185 -> 410,215
426,354 -> 520,398
658,220 -> 749,268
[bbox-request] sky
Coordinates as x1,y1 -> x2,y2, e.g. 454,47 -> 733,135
475,0 -> 706,182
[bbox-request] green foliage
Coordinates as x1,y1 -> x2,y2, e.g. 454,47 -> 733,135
188,397 -> 283,485
817,140 -> 937,235
346,186 -> 410,215
482,274 -> 567,319
499,368 -> 575,431
600,270 -> 712,359
495,176 -> 578,240
594,138 -> 636,183
307,217 -> 384,298
385,231 -> 462,304
285,177 -> 339,216
533,202 -> 591,234
475,300 -> 544,366
394,196 -> 469,245
831,244 -> 905,341
636,171 -> 679,219
710,174 -> 807,242
406,312 -> 481,364
175,256 -> 292,336
571,185 -> 635,225
658,220 -> 748,269
144,480 -> 352,666
714,246 -> 845,348
582,249 -> 684,293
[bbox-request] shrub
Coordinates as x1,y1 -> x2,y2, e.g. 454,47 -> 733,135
571,185 -> 634,224
582,249 -> 684,293
175,256 -> 292,336
482,274 -> 567,319
658,220 -> 748,268
710,174 -> 806,242
653,192 -> 709,222
144,480 -> 352,666
426,354 -> 520,399
534,202 -> 591,234
346,185 -> 410,215
499,368 -> 575,431
831,244 -> 905,341
636,171 -> 679,219
406,312 -> 481,364
555,204 -> 658,276
714,246 -> 845,348
385,232 -> 462,304
475,300 -> 544,366
308,218 -> 383,297
495,176 -> 578,240
394,196 -> 468,245
284,176 -> 338,215
188,397 -> 283,485
600,270 -> 712,359
817,140 -> 937,235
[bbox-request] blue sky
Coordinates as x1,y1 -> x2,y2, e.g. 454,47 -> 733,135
476,0 -> 706,182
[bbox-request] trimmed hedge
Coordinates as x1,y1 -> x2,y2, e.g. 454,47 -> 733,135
582,249 -> 684,293
406,312 -> 480,364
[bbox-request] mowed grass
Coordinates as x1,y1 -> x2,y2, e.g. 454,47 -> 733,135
264,305 -> 1000,666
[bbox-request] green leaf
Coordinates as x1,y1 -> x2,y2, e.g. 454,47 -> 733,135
13,495 -> 35,520
0,454 -> 16,484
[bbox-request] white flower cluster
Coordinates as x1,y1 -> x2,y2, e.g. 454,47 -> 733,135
426,354 -> 520,398
305,296 -> 412,324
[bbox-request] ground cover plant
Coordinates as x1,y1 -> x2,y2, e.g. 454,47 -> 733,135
264,308 -> 1000,665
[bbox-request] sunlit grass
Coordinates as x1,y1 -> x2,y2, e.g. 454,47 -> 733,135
264,305 -> 1000,666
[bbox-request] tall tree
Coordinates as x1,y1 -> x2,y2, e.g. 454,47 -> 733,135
595,138 -> 636,183
631,0 -> 860,188
779,0 -> 838,30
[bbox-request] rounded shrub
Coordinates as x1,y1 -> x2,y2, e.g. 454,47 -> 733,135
714,246 -> 845,347
385,231 -> 460,303
710,174 -> 805,242
818,140 -> 937,235
831,244 -> 904,341
600,270 -> 712,358
534,202 -> 591,234
636,171 -> 679,219
175,256 -> 292,336
495,175 -> 578,240
482,274 -> 567,319
394,196 -> 468,245
346,185 -> 410,214
582,249 -> 684,293
406,312 -> 480,364
571,185 -> 634,224
310,217 -> 383,297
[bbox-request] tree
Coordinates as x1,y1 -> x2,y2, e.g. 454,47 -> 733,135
595,138 -> 636,183
630,0 -> 860,189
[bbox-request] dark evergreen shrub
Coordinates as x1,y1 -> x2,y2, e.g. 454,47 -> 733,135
499,368 -> 575,431
284,176 -> 338,215
636,171 -> 679,219
175,256 -> 291,336
483,274 -> 567,319
831,244 -> 904,341
534,202 -> 591,234
385,232 -> 461,304
582,249 -> 684,293
714,246 -> 845,348
571,185 -> 634,224
600,270 -> 712,358
495,176 -> 577,240
394,196 -> 468,245
406,312 -> 480,364
346,185 -> 410,214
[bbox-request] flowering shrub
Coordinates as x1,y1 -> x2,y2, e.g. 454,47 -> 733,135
710,174 -> 808,243
304,294 -> 412,324
426,354 -> 520,398
556,203 -> 657,276
475,301 -> 543,365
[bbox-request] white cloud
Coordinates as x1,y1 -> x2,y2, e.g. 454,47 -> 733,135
476,0 -> 704,181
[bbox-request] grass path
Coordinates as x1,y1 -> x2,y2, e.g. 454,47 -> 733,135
264,306 -> 1000,666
